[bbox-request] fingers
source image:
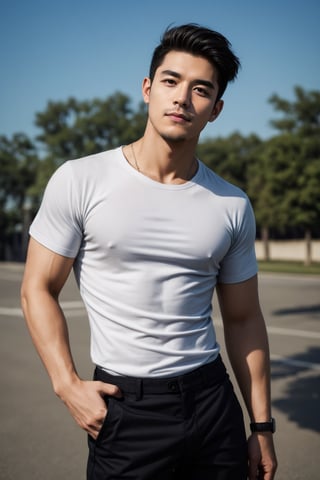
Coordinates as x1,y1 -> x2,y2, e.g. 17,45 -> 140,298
84,382 -> 122,439
73,400 -> 107,439
247,433 -> 277,480
86,412 -> 106,440
97,381 -> 123,399
60,379 -> 123,439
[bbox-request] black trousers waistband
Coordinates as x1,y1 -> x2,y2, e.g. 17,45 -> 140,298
95,355 -> 227,395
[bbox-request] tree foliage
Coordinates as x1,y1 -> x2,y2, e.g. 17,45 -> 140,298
265,87 -> 320,233
249,86 -> 320,263
269,86 -> 320,136
0,133 -> 39,259
32,93 -> 147,198
197,132 -> 262,191
35,93 -> 147,163
0,133 -> 38,208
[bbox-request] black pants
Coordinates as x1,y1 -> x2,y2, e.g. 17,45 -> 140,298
87,356 -> 247,480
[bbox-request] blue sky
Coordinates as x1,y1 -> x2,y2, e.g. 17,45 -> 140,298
1,0 -> 319,143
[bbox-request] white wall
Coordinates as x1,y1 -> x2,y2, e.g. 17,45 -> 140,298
255,240 -> 320,262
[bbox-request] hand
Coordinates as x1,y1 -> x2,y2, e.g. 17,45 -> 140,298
248,432 -> 277,479
57,378 -> 122,439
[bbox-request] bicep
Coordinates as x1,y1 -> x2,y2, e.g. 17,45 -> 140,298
216,274 -> 262,323
21,237 -> 75,299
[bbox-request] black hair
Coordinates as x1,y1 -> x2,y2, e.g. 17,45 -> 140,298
149,24 -> 241,100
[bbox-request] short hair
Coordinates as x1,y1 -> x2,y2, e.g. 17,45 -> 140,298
149,24 -> 241,100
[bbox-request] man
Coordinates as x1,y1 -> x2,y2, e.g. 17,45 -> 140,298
21,24 -> 277,479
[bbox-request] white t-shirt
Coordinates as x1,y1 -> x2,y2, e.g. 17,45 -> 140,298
30,147 -> 258,377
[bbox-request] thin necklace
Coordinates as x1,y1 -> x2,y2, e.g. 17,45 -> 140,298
131,142 -> 140,172
130,142 -> 197,181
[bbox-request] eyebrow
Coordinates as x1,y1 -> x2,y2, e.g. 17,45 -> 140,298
160,69 -> 215,90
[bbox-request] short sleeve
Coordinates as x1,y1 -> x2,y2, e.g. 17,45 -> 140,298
29,162 -> 83,258
218,198 -> 258,284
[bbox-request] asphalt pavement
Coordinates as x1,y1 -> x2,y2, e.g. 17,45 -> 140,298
0,262 -> 319,480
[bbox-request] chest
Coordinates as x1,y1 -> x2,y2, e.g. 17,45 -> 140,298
81,183 -> 233,272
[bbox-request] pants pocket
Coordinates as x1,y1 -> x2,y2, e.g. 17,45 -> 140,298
87,397 -> 124,479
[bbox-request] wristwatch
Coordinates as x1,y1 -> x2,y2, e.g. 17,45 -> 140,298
250,417 -> 276,433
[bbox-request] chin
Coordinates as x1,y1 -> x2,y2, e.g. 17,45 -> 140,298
161,132 -> 189,143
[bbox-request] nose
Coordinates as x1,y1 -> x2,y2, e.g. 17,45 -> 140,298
173,84 -> 191,108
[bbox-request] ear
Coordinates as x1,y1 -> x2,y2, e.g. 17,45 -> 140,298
142,77 -> 151,104
209,99 -> 224,122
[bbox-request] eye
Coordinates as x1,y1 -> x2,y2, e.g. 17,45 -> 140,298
194,86 -> 210,97
163,78 -> 176,86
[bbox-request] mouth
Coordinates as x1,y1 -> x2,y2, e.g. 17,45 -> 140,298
165,111 -> 192,122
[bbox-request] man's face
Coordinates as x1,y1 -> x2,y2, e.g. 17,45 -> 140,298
143,50 -> 223,143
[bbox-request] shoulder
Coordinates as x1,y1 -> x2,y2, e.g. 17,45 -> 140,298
46,147 -> 124,196
39,147 -> 124,216
197,160 -> 251,215
62,146 -> 123,177
198,160 -> 247,199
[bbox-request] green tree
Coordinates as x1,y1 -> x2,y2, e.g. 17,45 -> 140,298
35,93 -> 147,165
248,135 -> 299,260
269,86 -> 320,137
0,134 -> 39,259
197,132 -> 262,191
33,92 -> 147,197
250,86 -> 320,264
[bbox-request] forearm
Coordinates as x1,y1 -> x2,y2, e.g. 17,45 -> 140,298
21,289 -> 79,395
217,277 -> 277,478
224,314 -> 272,422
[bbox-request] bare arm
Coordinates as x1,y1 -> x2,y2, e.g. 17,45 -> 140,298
21,238 -> 121,438
216,275 -> 277,480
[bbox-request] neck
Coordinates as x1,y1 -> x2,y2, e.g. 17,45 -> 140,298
125,133 -> 198,184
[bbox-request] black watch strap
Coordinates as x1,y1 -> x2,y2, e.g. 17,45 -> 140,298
250,417 -> 276,433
